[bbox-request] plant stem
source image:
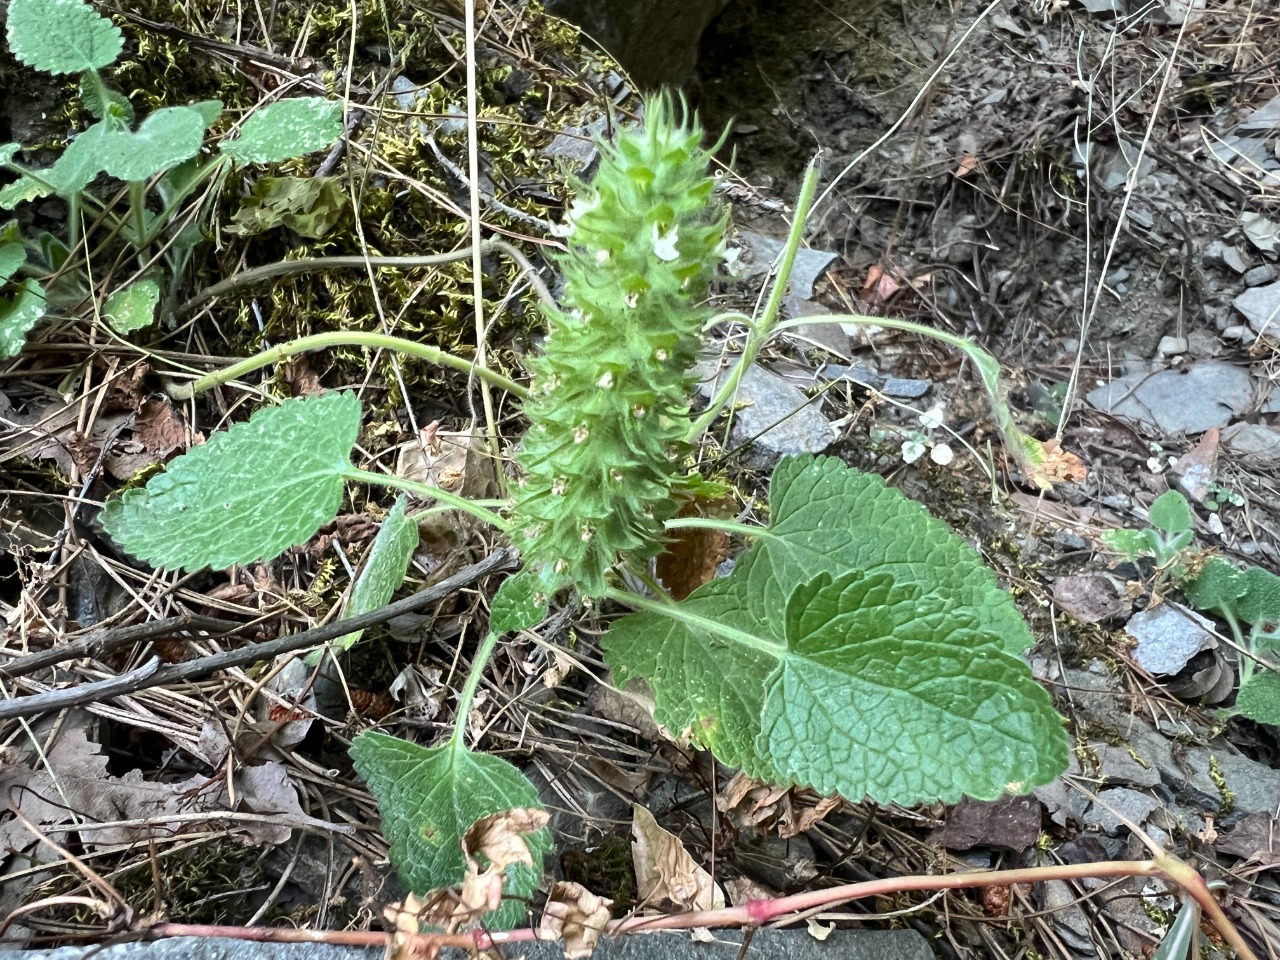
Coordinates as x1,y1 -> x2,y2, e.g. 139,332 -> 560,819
449,628 -> 500,748
771,310 -> 1039,479
602,587 -> 784,656
687,159 -> 820,441
343,467 -> 512,533
127,181 -> 148,252
663,516 -> 778,542
167,330 -> 528,400
173,245 -> 496,320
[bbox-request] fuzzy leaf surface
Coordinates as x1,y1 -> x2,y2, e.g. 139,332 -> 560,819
350,731 -> 551,929
1148,490 -> 1192,535
98,105 -> 211,181
604,455 -> 1066,805
1236,670 -> 1280,725
6,0 -> 123,75
317,497 -> 417,658
0,279 -> 47,359
103,279 -> 159,334
737,455 -> 1032,654
490,570 -> 549,637
101,392 -> 360,570
220,98 -> 343,165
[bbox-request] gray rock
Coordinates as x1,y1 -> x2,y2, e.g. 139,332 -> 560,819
1040,880 -> 1095,952
1085,787 -> 1159,834
1085,361 -> 1254,435
543,0 -> 734,88
696,362 -> 837,468
1089,741 -> 1161,787
732,231 -> 838,300
881,377 -> 932,399
1233,280 -> 1280,335
0,930 -> 933,960
1243,264 -> 1279,286
1222,422 -> 1280,463
1239,93 -> 1280,133
1124,602 -> 1218,675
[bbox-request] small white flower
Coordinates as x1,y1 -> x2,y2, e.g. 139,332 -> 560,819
652,222 -> 680,261
596,248 -> 610,264
929,443 -> 954,466
919,404 -> 946,432
574,424 -> 590,443
597,371 -> 614,389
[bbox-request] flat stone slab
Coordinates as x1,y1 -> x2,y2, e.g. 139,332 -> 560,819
0,929 -> 933,960
1085,361 -> 1253,435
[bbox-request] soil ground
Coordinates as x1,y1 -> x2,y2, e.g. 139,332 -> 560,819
1,0 -> 1278,957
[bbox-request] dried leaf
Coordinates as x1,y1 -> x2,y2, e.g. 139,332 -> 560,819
540,881 -> 613,959
1021,437 -> 1087,489
717,773 -> 840,839
463,807 -> 551,872
656,500 -> 730,601
630,804 -> 725,911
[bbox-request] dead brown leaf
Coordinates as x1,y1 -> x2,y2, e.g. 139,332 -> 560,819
540,881 -> 613,959
1022,437 -> 1088,489
656,500 -> 730,601
717,773 -> 841,839
463,807 -> 550,872
630,804 -> 725,911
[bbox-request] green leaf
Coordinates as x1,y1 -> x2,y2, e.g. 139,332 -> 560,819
350,732 -> 551,929
99,106 -> 210,182
1236,669 -> 1280,725
1149,490 -> 1193,535
1237,565 -> 1280,627
79,72 -> 133,123
0,243 -> 27,286
46,120 -> 111,195
0,279 -> 47,359
6,0 -> 123,75
187,99 -> 224,129
220,98 -> 343,165
102,279 -> 159,334
314,497 -> 418,659
1100,528 -> 1154,562
604,456 -> 1068,805
0,174 -> 53,210
490,570 -> 549,637
1152,900 -> 1198,960
1185,557 -> 1245,617
100,392 -> 361,570
226,175 -> 348,239
739,455 -> 1032,654
0,144 -> 21,167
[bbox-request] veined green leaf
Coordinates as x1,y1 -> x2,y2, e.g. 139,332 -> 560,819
101,392 -> 361,570
738,455 -> 1032,654
350,731 -> 551,930
604,455 -> 1067,805
98,105 -> 212,182
490,570 -> 549,637
220,97 -> 343,165
6,0 -> 123,75
1148,489 -> 1192,535
309,497 -> 418,662
1236,669 -> 1280,725
102,279 -> 159,334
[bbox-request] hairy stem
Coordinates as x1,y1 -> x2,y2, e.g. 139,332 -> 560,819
663,516 -> 778,542
343,467 -> 512,533
449,628 -> 500,748
688,159 -> 820,441
166,330 -> 528,400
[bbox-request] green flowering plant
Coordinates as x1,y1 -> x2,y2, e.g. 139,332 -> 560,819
100,93 -> 1068,929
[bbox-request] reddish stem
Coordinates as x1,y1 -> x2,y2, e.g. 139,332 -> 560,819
145,854 -> 1257,960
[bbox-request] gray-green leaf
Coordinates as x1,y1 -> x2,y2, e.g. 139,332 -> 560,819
317,497 -> 418,658
220,97 -> 344,165
99,105 -> 211,181
0,279 -> 47,359
6,0 -> 123,75
350,731 -> 551,929
0,243 -> 26,286
100,392 -> 361,570
102,279 -> 159,334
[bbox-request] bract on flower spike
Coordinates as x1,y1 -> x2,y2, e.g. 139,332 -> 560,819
512,93 -> 727,599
